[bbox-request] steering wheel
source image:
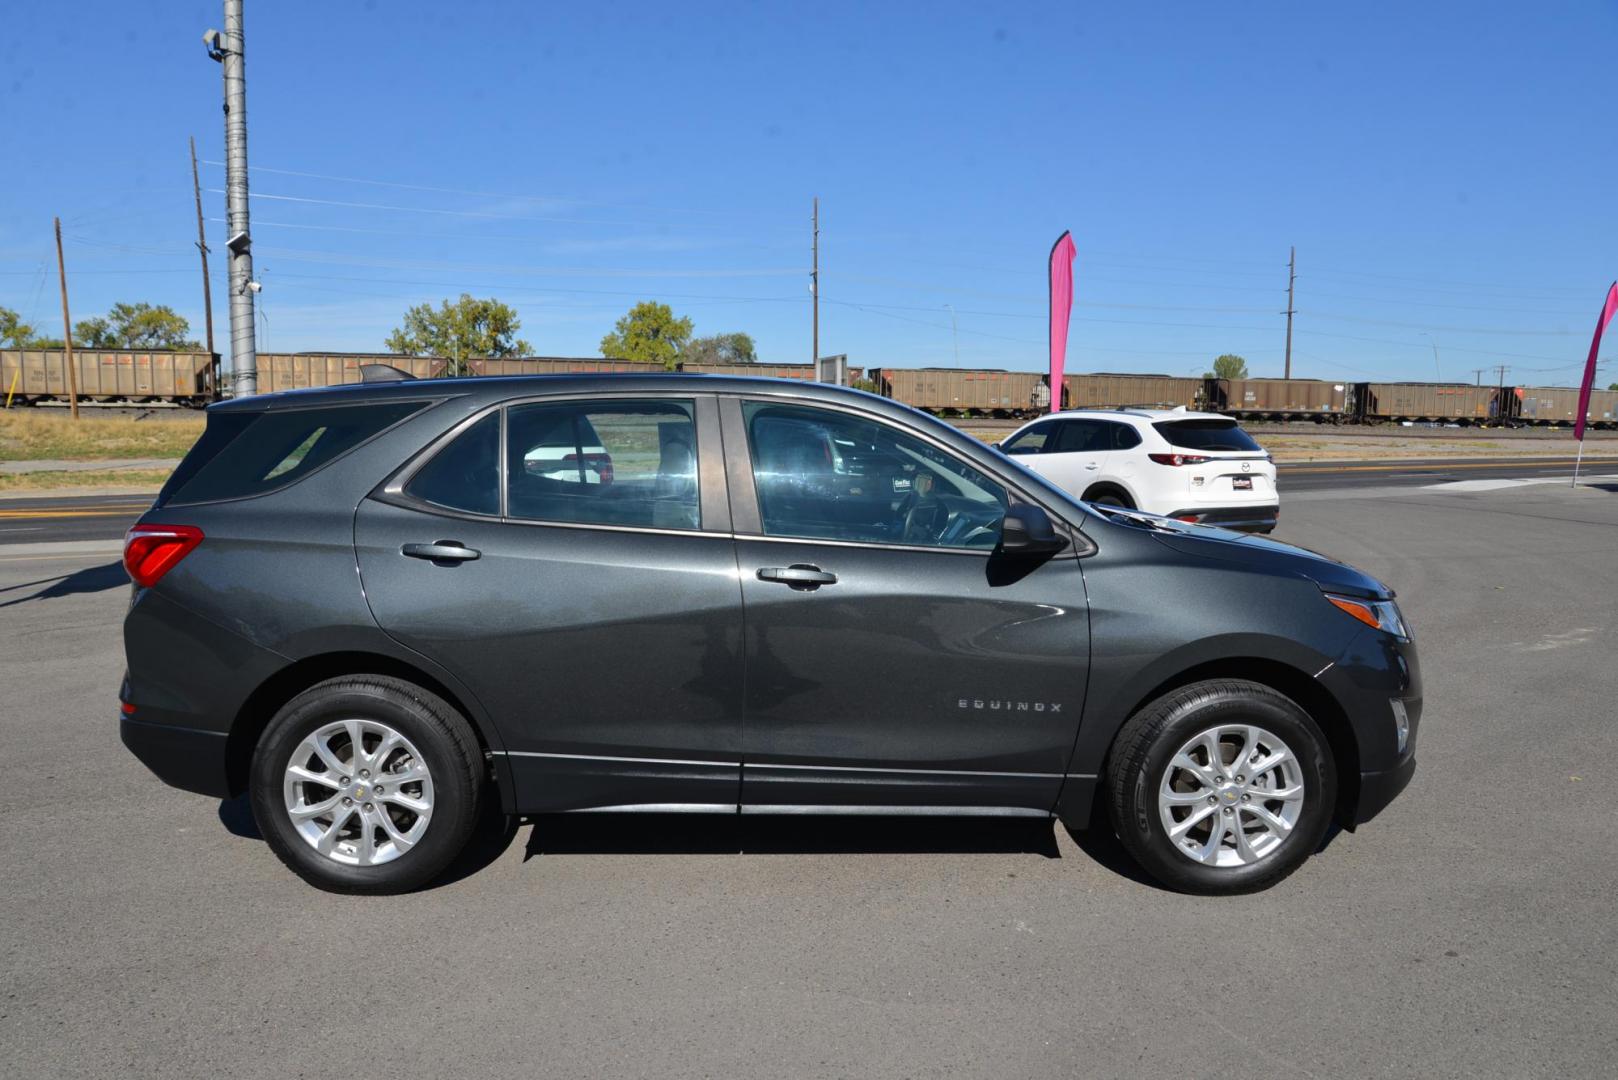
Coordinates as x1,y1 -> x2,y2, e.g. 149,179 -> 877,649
900,493 -> 945,544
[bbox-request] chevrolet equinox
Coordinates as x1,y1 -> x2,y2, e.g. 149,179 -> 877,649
119,372 -> 1420,894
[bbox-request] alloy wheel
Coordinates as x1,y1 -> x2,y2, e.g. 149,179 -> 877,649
1158,723 -> 1305,867
282,718 -> 435,866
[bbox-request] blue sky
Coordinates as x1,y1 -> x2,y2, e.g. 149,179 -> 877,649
3,1 -> 1615,385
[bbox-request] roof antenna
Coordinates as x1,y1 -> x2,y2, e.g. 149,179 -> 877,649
359,364 -> 418,383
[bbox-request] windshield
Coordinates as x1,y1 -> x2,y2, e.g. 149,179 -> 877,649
1153,419 -> 1262,452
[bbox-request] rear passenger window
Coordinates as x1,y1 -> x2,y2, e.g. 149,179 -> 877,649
505,400 -> 699,530
1054,420 -> 1109,453
404,412 -> 499,516
161,401 -> 427,506
1113,424 -> 1142,450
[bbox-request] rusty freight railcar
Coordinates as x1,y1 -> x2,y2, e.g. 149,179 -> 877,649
876,368 -> 1043,416
255,353 -> 440,392
1063,373 -> 1203,411
0,349 -> 216,404
1358,383 -> 1502,424
1208,378 -> 1351,420
1514,386 -> 1618,429
470,357 -> 666,375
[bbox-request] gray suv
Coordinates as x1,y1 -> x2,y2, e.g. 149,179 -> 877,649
119,374 -> 1420,894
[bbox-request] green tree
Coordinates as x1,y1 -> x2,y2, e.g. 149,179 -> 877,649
600,301 -> 693,370
1204,353 -> 1249,380
76,302 -> 201,350
0,306 -> 38,348
1609,382 -> 1618,392
74,316 -> 115,348
385,294 -> 532,376
683,331 -> 757,365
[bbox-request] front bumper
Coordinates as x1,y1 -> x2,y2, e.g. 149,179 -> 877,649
1165,503 -> 1279,533
120,714 -> 232,799
1354,751 -> 1416,826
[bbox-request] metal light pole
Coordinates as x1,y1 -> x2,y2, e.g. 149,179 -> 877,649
206,2 -> 257,397
944,304 -> 959,367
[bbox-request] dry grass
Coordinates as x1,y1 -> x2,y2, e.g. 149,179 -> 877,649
0,411 -> 204,461
0,469 -> 173,492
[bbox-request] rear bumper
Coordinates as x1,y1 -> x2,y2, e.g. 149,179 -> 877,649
120,714 -> 232,799
1164,504 -> 1279,533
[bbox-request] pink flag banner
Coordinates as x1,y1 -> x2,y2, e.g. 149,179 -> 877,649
1048,231 -> 1076,413
1574,281 -> 1618,442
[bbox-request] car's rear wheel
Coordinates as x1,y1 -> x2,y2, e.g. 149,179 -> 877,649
1105,679 -> 1335,894
1086,490 -> 1131,508
250,676 -> 484,894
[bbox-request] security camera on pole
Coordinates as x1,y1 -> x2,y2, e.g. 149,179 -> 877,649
204,0 -> 258,397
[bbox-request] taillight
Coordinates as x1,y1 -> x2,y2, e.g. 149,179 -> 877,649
123,524 -> 204,587
563,452 -> 614,484
1148,453 -> 1211,466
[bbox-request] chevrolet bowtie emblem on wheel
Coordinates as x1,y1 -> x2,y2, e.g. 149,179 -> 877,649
353,785 -> 367,799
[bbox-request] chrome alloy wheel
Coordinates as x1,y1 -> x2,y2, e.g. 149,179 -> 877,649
282,718 -> 434,866
1158,724 -> 1305,867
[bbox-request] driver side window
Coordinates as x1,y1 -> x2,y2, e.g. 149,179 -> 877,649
743,402 -> 1008,549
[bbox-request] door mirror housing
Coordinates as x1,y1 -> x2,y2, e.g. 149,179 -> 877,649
998,504 -> 1069,556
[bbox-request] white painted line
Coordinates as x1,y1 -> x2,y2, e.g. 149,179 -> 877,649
0,539 -> 125,559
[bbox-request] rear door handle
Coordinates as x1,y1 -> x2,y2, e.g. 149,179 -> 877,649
402,540 -> 481,563
757,565 -> 837,590
1084,461 -> 1100,471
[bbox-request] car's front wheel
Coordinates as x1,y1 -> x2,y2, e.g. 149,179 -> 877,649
250,676 -> 484,894
1105,679 -> 1336,894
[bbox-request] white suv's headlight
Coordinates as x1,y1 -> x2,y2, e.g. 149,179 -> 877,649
1324,593 -> 1410,640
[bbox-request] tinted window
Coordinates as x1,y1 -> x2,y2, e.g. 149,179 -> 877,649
1113,423 -> 1142,450
506,400 -> 699,530
404,412 -> 499,516
1053,419 -> 1109,453
1154,419 -> 1262,452
162,401 -> 426,506
1001,420 -> 1055,455
745,402 -> 1007,549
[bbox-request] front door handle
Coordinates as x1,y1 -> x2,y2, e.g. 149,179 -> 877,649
402,540 -> 481,563
757,565 -> 837,590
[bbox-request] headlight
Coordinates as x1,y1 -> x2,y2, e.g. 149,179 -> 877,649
1324,593 -> 1410,640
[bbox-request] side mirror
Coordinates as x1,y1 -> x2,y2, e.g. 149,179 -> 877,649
999,504 -> 1069,556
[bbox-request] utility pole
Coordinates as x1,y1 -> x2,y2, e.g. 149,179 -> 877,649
189,137 -> 216,365
811,197 -> 819,367
207,1 -> 256,397
1420,332 -> 1441,381
1471,368 -> 1486,386
1282,246 -> 1296,380
53,217 -> 80,420
1494,364 -> 1510,427
945,303 -> 959,367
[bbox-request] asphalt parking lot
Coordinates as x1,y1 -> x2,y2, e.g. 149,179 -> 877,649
3,479 -> 1615,1078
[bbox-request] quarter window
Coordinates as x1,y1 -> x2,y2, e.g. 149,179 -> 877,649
505,400 -> 700,530
404,412 -> 500,516
744,402 -> 1007,549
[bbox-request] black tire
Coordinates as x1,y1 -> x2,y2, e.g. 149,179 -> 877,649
250,675 -> 485,894
1104,679 -> 1336,895
1087,490 -> 1131,508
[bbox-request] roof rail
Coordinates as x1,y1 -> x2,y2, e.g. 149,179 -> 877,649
359,364 -> 418,383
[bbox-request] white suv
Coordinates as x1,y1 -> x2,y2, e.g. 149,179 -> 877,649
995,408 -> 1278,532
